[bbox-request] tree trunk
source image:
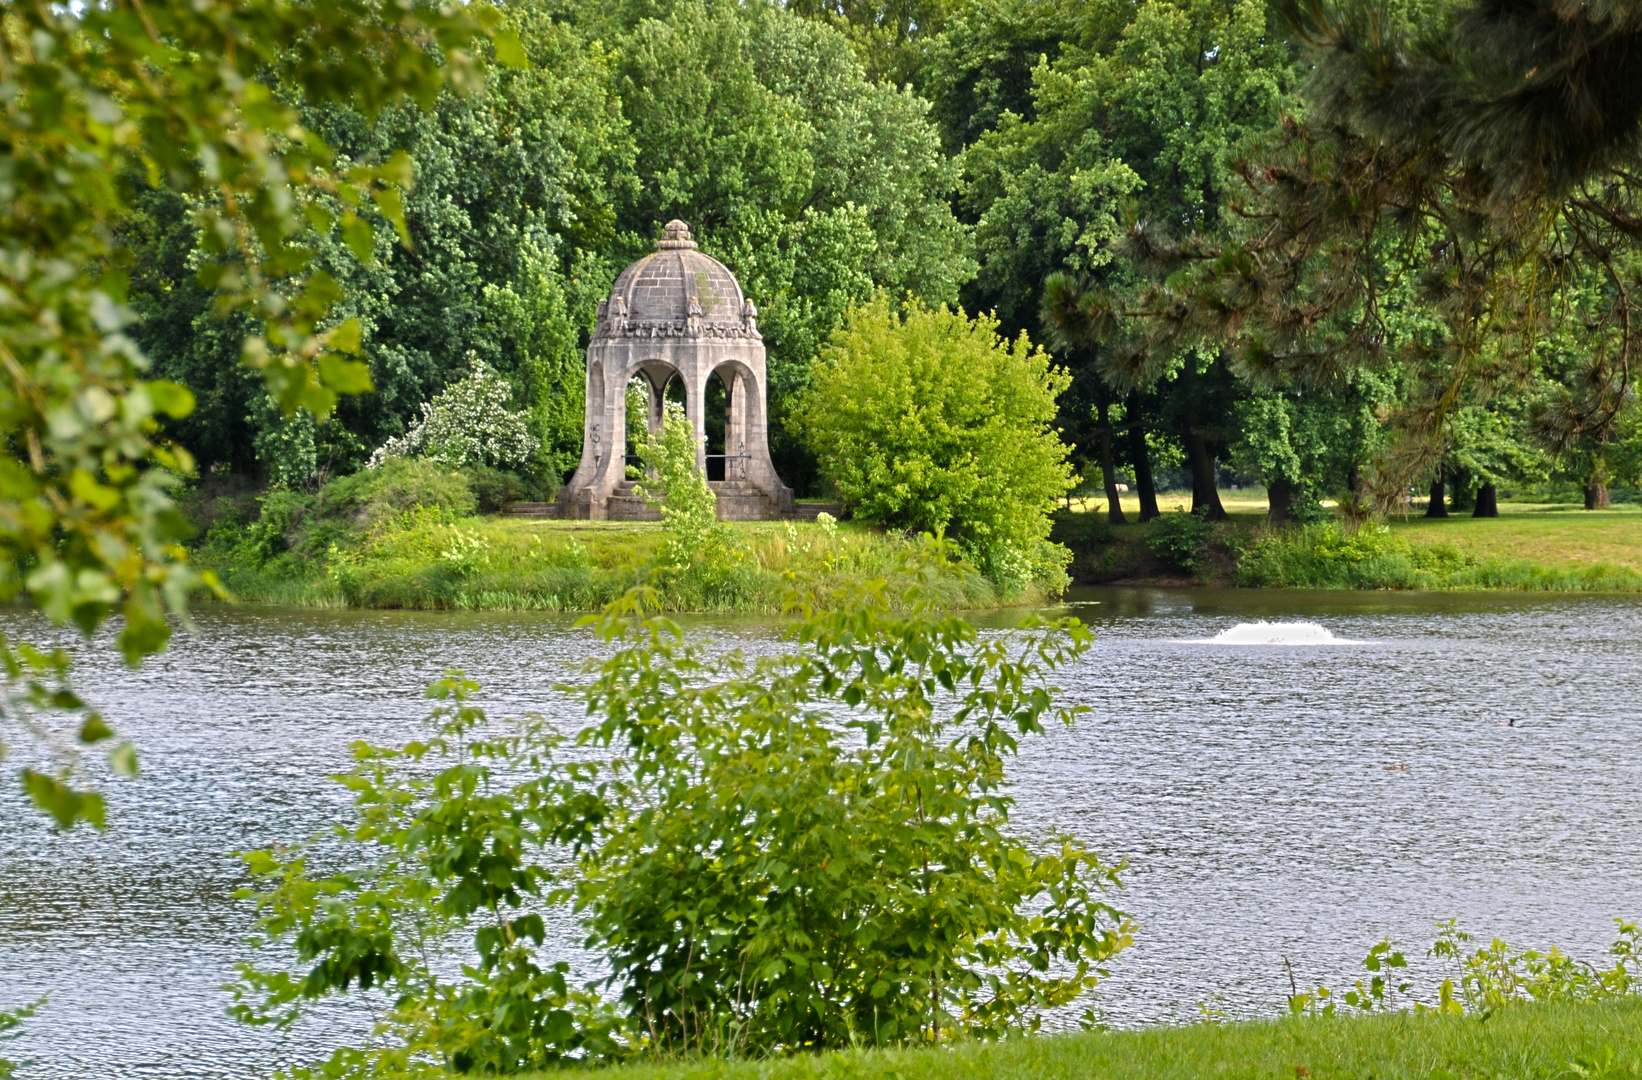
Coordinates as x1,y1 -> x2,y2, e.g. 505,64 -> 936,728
1127,391 -> 1160,522
1267,476 -> 1296,525
1180,361 -> 1227,521
1347,461 -> 1362,497
1425,472 -> 1449,518
1096,394 -> 1127,524
1472,482 -> 1498,517
1585,484 -> 1611,509
1184,427 -> 1228,521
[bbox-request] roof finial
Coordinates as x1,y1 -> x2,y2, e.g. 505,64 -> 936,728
657,219 -> 697,250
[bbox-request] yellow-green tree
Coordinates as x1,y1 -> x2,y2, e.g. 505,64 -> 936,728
796,296 -> 1074,586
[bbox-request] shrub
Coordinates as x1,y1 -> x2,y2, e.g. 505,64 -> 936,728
232,592 -> 1132,1071
1235,522 -> 1445,589
316,457 -> 477,531
794,295 -> 1075,586
465,466 -> 528,514
1145,510 -> 1217,575
367,352 -> 539,472
1051,512 -> 1114,551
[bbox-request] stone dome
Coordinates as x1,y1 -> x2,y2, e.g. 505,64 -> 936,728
593,221 -> 759,341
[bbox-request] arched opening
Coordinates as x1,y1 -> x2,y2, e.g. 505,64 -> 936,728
627,363 -> 687,477
704,370 -> 728,481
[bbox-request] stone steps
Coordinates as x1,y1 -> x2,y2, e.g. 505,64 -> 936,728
503,502 -> 559,518
789,502 -> 844,521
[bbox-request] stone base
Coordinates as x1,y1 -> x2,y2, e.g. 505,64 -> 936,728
531,481 -> 802,521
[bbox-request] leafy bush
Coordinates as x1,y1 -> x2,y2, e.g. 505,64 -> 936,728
368,353 -> 539,472
1051,512 -> 1113,552
316,458 -> 477,531
0,997 -> 41,1079
1144,510 -> 1218,575
1236,522 -> 1454,589
794,295 -> 1075,588
465,466 -> 530,514
232,591 -> 1132,1072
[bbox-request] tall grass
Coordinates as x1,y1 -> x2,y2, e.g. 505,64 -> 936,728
204,509 -> 1047,613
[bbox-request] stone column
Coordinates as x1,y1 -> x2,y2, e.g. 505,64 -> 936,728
726,370 -> 747,479
687,369 -> 708,474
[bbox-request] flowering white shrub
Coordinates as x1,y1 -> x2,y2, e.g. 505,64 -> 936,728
368,352 -> 539,471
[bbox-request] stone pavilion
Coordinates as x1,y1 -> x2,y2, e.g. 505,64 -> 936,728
554,220 -> 795,520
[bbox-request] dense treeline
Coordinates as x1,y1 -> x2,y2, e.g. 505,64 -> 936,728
126,0 -> 1642,517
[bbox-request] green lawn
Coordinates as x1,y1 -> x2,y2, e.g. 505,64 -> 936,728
1391,503 -> 1642,575
543,1000 -> 1642,1080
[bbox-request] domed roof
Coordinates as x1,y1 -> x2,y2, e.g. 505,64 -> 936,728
594,221 -> 759,342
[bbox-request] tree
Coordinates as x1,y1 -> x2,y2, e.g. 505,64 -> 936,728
1,1 -> 501,825
1104,0 -> 1642,514
794,296 -> 1075,586
126,8 -> 628,489
951,0 -> 1298,519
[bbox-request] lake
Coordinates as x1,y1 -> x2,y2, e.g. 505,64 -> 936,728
3,588 -> 1641,1077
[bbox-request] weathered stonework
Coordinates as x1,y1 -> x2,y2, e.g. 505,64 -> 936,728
555,221 -> 795,520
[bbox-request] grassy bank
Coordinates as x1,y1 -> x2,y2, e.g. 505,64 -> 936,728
527,1000 -> 1642,1080
189,462 -> 1057,613
1057,499 -> 1642,591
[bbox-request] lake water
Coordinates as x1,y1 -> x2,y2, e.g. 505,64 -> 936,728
3,588 -> 1641,1077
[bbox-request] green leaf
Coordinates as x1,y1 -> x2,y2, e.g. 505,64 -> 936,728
318,355 -> 374,395
109,742 -> 139,778
325,318 -> 364,356
147,380 -> 197,420
372,187 -> 412,248
340,214 -> 375,264
494,29 -> 528,68
79,716 -> 114,744
22,770 -> 107,830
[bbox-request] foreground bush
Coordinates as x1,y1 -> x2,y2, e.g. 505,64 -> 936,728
794,296 -> 1075,590
232,590 -> 1131,1073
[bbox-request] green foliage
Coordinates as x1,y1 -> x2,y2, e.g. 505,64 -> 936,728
1231,379 -> 1393,521
465,468 -> 533,515
232,591 -> 1130,1073
1290,919 -> 1641,1022
1429,919 -> 1642,1015
0,0 -> 499,823
317,461 -> 480,533
635,402 -> 757,605
1235,523 -> 1462,590
796,296 -> 1075,588
636,403 -> 722,562
1143,511 -> 1218,575
0,997 -> 42,1080
950,0 -> 1297,333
